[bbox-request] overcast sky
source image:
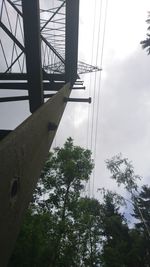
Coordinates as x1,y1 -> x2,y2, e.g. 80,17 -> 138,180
1,0 -> 150,201
55,0 -> 150,199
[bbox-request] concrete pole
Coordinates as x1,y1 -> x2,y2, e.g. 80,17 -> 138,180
0,83 -> 70,266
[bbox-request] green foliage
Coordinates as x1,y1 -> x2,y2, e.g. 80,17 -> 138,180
74,197 -> 102,266
106,154 -> 140,192
141,12 -> 150,54
132,185 -> 150,266
8,210 -> 53,267
99,191 -> 131,267
35,137 -> 94,212
9,138 -> 95,267
98,188 -> 126,207
128,229 -> 149,267
133,185 -> 150,230
9,143 -> 150,267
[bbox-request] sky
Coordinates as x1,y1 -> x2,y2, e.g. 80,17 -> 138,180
0,0 -> 150,202
55,0 -> 150,199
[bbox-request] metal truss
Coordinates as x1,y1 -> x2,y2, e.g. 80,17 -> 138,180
77,61 -> 102,74
0,0 -> 65,74
0,0 -> 99,114
0,0 -> 70,113
0,0 -> 25,73
45,60 -> 102,74
0,1 -> 99,78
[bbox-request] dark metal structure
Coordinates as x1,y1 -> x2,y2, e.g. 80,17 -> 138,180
0,1 -> 101,265
45,60 -> 101,74
0,0 -> 100,115
0,0 -> 80,113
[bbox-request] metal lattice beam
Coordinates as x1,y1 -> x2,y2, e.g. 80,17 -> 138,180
22,0 -> 43,112
78,61 -> 102,74
65,0 -> 79,84
0,82 -> 65,90
0,21 -> 25,51
0,72 -> 65,81
44,61 -> 102,75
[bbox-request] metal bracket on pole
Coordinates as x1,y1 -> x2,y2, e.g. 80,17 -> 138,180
72,86 -> 86,90
64,97 -> 91,103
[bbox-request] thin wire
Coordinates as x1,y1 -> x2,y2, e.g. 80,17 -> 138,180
90,0 -> 103,153
92,0 -> 109,197
86,0 -> 97,198
86,0 -> 97,149
90,0 -> 103,197
53,0 -> 57,147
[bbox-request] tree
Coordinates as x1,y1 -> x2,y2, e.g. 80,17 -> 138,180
99,190 -> 131,267
106,155 -> 150,267
106,154 -> 140,193
74,197 -> 102,266
9,138 -> 94,267
9,148 -> 150,267
133,185 -> 150,232
132,185 -> 150,266
9,210 -> 54,267
141,11 -> 150,54
38,137 -> 94,266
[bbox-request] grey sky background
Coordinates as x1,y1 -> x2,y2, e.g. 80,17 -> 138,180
55,0 -> 150,199
0,0 -> 150,201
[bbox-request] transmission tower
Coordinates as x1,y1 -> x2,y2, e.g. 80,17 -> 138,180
0,1 -> 100,265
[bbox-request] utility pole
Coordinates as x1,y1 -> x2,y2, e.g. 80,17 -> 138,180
0,1 -> 101,265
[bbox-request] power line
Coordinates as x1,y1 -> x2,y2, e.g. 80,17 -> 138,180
86,0 -> 97,149
84,0 -> 109,198
92,0 -> 109,197
86,0 -> 97,198
91,0 -> 103,197
90,0 -> 103,154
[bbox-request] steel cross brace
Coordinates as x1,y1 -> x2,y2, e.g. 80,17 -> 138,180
6,0 -> 65,64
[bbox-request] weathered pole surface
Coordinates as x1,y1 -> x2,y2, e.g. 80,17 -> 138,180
0,83 -> 70,267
